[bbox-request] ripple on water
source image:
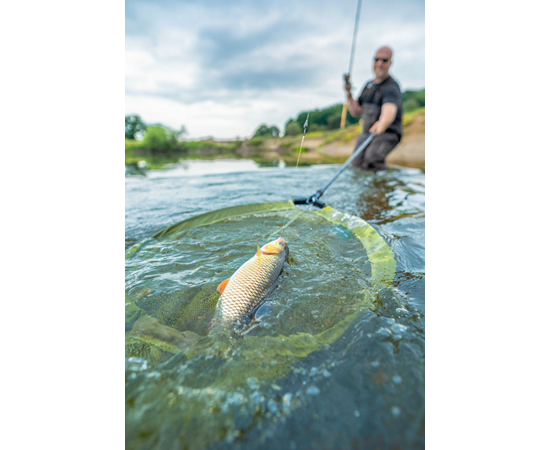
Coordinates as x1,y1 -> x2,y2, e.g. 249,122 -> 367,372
125,163 -> 425,449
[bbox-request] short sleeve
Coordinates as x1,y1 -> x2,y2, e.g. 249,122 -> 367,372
381,83 -> 402,107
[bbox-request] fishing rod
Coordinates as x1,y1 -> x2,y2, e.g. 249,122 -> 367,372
291,0 -> 373,210
293,133 -> 374,208
340,0 -> 363,129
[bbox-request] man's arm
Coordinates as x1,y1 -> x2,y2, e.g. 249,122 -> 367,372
344,81 -> 363,117
369,103 -> 397,134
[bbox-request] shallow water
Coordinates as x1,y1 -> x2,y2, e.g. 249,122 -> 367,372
125,159 -> 425,449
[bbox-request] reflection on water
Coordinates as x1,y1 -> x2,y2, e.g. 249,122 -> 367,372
126,160 -> 425,449
146,159 -> 261,178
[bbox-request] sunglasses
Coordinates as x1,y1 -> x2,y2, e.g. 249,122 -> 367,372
374,58 -> 389,63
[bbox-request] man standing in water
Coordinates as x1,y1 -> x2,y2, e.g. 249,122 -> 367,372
345,46 -> 403,171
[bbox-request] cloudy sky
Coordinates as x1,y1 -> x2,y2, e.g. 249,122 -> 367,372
126,0 -> 425,139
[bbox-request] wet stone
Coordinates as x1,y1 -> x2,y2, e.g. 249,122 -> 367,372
307,386 -> 320,396
247,377 -> 260,390
391,323 -> 408,334
126,357 -> 148,372
282,393 -> 292,406
376,327 -> 392,338
267,399 -> 278,414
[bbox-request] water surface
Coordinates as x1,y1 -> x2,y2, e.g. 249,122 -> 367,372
125,159 -> 425,449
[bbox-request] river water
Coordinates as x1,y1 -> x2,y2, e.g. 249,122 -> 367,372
125,159 -> 425,449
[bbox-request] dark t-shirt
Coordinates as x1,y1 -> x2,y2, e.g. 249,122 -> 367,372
358,76 -> 403,138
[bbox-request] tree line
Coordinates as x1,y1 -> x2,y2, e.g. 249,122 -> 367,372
125,115 -> 187,141
125,115 -> 189,154
126,88 -> 424,151
401,89 -> 425,113
257,88 -> 425,137
126,116 -> 244,156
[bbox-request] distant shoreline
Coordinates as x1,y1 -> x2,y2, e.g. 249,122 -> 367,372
125,109 -> 425,171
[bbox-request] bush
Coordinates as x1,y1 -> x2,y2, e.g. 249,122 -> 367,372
403,97 -> 420,113
327,114 -> 341,130
308,123 -> 327,132
285,121 -> 302,136
402,89 -> 425,110
125,139 -> 143,152
292,104 -> 360,131
253,124 -> 280,137
141,126 -> 179,154
125,114 -> 147,140
249,137 -> 264,146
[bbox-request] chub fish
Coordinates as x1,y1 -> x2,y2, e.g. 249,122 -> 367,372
214,237 -> 289,324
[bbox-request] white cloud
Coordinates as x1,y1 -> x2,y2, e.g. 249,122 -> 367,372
125,0 -> 425,139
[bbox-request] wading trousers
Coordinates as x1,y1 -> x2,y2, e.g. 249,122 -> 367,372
351,131 -> 400,171
351,103 -> 401,171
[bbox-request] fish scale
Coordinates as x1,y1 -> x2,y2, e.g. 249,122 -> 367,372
216,238 -> 288,322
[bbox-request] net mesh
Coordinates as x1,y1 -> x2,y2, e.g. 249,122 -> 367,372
125,202 -> 396,365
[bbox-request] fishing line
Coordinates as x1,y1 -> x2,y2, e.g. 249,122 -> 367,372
284,111 -> 309,207
266,0 -> 362,241
264,113 -> 309,241
265,88 -> 313,241
263,108 -> 310,243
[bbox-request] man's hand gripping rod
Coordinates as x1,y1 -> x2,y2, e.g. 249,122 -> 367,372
293,133 -> 375,208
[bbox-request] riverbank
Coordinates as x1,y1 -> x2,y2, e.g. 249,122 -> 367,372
125,108 -> 425,170
299,108 -> 425,169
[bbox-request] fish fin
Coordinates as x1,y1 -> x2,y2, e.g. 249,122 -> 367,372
217,278 -> 230,293
256,240 -> 261,257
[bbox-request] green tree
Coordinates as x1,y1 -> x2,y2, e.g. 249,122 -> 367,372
403,97 -> 420,113
327,114 -> 341,130
285,120 -> 302,136
141,125 -> 179,154
253,124 -> 270,137
125,115 -> 148,140
308,124 -> 327,132
402,89 -> 425,110
415,90 -> 425,107
253,124 -> 280,137
288,104 -> 360,132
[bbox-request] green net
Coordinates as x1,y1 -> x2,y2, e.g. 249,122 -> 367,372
125,201 -> 396,368
125,201 -> 398,448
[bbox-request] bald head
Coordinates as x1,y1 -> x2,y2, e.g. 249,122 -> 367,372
376,46 -> 393,60
373,46 -> 393,82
